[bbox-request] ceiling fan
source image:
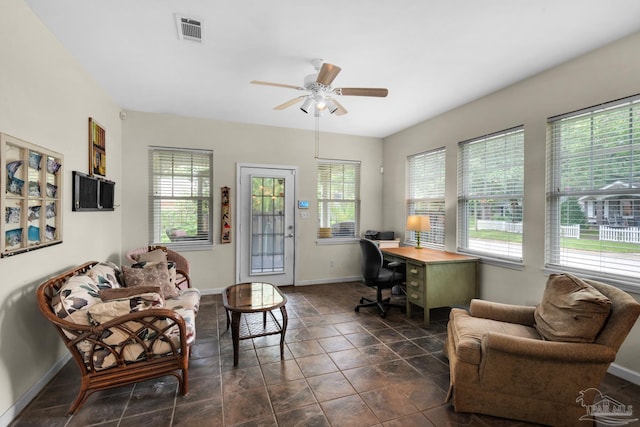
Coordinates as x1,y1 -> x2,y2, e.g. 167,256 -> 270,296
250,58 -> 388,116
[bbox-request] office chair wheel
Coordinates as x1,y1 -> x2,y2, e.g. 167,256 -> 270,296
359,298 -> 365,304
380,311 -> 386,319
354,306 -> 360,312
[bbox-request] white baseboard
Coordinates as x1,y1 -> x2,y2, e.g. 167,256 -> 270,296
608,362 -> 640,385
295,276 -> 361,286
202,278 -> 361,293
0,353 -> 71,427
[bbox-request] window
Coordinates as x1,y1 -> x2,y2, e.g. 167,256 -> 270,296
458,127 -> 524,262
149,147 -> 213,250
407,148 -> 445,248
547,95 -> 640,284
317,159 -> 360,240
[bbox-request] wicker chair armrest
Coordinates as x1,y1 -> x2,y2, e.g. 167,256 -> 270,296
175,269 -> 192,289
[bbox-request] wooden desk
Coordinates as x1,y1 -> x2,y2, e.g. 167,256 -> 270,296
382,247 -> 478,326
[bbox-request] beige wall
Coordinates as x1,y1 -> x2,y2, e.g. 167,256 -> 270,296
4,0 -> 640,423
121,112 -> 382,290
0,0 -> 122,423
382,31 -> 640,379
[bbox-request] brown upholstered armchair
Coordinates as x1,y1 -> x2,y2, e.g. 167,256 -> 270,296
444,274 -> 640,426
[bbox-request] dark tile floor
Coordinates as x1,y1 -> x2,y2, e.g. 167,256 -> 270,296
11,282 -> 640,426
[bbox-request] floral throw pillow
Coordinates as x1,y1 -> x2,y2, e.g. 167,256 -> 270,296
122,262 -> 179,299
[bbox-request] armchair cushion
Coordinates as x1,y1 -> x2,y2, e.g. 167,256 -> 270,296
51,273 -> 100,324
88,292 -> 165,324
99,285 -> 163,302
534,273 -> 611,343
86,261 -> 122,288
134,248 -> 168,264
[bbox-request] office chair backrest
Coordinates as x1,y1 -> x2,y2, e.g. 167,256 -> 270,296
359,239 -> 383,281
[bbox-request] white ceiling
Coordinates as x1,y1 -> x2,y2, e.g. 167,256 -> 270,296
23,0 -> 640,138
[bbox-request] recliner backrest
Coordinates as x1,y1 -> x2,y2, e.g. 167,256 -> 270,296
359,239 -> 383,281
586,279 -> 640,350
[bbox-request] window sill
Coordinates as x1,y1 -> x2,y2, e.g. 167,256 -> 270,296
457,248 -> 524,270
162,242 -> 214,252
316,237 -> 359,245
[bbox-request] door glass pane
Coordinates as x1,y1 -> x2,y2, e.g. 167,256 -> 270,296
251,176 -> 285,274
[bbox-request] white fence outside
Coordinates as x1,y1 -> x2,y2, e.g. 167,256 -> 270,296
476,220 -> 522,233
561,224 -> 580,239
600,226 -> 640,243
478,220 -> 640,243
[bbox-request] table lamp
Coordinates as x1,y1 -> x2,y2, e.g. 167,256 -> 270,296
406,215 -> 431,249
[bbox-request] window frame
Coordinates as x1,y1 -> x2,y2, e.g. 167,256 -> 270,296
316,158 -> 361,243
457,126 -> 525,265
406,148 -> 446,249
148,146 -> 214,251
546,95 -> 640,289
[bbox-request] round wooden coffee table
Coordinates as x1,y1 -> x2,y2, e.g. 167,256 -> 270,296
221,282 -> 288,366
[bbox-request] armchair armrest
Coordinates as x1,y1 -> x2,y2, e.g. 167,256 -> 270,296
477,331 -> 617,399
470,299 -> 535,326
175,268 -> 191,288
61,307 -> 190,372
481,331 -> 617,364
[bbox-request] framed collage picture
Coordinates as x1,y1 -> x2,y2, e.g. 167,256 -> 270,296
1,133 -> 63,257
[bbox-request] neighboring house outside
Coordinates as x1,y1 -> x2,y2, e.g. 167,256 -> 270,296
579,181 -> 640,227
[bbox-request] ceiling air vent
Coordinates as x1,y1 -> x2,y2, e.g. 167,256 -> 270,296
175,14 -> 202,43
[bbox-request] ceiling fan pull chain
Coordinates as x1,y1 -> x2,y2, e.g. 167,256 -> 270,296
315,114 -> 320,159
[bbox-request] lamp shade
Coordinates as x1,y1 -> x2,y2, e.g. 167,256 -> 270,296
406,215 -> 431,232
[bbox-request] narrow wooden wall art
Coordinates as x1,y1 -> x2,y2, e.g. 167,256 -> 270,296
221,186 -> 231,243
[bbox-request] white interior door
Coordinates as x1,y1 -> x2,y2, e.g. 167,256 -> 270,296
237,164 -> 296,286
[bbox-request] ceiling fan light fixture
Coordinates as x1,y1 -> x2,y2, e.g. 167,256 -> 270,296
300,97 -> 313,114
313,92 -> 327,111
325,98 -> 338,114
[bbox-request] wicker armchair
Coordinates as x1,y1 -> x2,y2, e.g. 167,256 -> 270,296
36,261 -> 200,415
126,245 -> 191,289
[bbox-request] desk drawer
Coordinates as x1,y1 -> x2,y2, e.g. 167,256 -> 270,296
406,263 -> 424,280
406,288 -> 424,306
406,261 -> 424,307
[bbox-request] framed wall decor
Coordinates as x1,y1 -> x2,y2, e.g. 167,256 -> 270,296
1,133 -> 63,257
89,117 -> 106,176
221,186 -> 231,243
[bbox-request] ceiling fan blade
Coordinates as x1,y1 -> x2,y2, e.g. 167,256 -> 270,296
274,96 -> 307,110
316,63 -> 341,86
336,87 -> 388,97
250,80 -> 304,91
332,98 -> 348,116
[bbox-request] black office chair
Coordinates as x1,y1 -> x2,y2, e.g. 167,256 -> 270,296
355,239 -> 405,318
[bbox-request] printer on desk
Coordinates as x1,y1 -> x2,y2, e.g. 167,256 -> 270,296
364,230 -> 395,240
364,231 -> 400,249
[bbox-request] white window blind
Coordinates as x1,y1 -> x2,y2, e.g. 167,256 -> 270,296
317,159 -> 361,239
458,127 -> 524,262
149,147 -> 213,250
547,95 -> 640,285
407,148 -> 445,248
